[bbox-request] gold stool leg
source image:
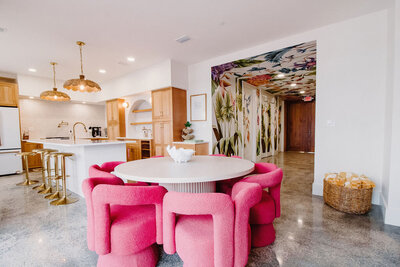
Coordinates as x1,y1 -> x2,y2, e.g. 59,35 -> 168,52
39,154 -> 53,194
32,153 -> 47,191
51,155 -> 77,205
45,155 -> 61,199
16,155 -> 39,186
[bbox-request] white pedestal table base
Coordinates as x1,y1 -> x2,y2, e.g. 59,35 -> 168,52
159,181 -> 216,193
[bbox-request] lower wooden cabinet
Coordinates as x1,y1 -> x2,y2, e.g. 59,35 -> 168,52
21,141 -> 43,169
153,121 -> 172,156
126,142 -> 141,161
173,142 -> 209,155
125,139 -> 154,161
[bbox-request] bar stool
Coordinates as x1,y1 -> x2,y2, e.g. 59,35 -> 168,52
16,152 -> 39,186
38,150 -> 58,195
50,152 -> 77,206
32,149 -> 57,191
45,152 -> 63,200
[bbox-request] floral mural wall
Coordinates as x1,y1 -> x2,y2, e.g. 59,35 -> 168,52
211,41 -> 316,161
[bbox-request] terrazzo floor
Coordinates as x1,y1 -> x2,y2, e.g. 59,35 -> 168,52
0,152 -> 399,266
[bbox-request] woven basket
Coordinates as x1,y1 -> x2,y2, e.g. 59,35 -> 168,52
323,179 -> 373,214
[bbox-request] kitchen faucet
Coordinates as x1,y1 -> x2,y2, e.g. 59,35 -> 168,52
73,122 -> 88,142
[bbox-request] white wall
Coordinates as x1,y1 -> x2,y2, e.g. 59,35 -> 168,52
19,98 -> 106,139
383,0 -> 400,226
99,60 -> 172,101
187,10 -> 389,205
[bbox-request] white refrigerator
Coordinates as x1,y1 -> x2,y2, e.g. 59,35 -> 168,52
0,106 -> 22,175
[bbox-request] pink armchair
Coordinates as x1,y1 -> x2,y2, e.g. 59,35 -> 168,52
163,192 -> 234,267
210,154 -> 227,157
241,162 -> 283,247
82,177 -> 125,251
92,184 -> 167,267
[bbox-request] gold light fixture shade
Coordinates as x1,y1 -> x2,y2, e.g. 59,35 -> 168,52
63,41 -> 101,92
63,75 -> 101,92
40,88 -> 71,101
40,62 -> 71,102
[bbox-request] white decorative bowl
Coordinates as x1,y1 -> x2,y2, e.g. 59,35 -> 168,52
166,145 -> 195,163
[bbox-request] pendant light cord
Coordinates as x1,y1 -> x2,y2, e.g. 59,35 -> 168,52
52,63 -> 57,88
79,44 -> 84,75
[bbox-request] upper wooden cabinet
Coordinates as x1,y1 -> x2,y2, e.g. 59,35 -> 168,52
0,81 -> 19,107
152,87 -> 187,156
106,99 -> 126,140
152,89 -> 172,121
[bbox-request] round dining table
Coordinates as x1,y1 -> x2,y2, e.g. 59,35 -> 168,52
113,155 -> 255,193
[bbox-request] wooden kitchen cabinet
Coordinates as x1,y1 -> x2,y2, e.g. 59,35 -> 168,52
173,142 -> 209,155
153,121 -> 172,156
152,87 -> 186,156
126,141 -> 141,161
124,139 -> 154,161
106,99 -> 126,140
21,141 -> 43,169
0,81 -> 19,107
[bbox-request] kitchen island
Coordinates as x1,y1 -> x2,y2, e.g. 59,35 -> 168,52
27,139 -> 127,197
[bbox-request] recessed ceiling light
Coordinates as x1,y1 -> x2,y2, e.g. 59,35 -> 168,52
175,35 -> 191,44
127,57 -> 135,62
99,69 -> 106,74
277,73 -> 285,78
82,101 -> 86,104
300,90 -> 305,94
29,96 -> 34,99
28,68 -> 37,72
290,83 -> 296,87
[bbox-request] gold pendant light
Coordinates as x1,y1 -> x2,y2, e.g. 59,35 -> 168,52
63,41 -> 101,92
40,62 -> 71,101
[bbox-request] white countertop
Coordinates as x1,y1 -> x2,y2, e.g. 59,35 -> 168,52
25,139 -> 128,147
172,141 -> 208,144
113,155 -> 254,183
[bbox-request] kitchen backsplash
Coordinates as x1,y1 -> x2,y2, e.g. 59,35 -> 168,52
19,98 -> 107,139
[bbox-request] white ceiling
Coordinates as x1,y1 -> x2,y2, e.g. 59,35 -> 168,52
0,0 -> 392,83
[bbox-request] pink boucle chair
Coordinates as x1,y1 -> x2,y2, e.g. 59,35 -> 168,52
92,184 -> 167,267
241,162 -> 283,247
163,192 -> 234,267
210,154 -> 227,157
163,182 -> 262,267
216,155 -> 243,193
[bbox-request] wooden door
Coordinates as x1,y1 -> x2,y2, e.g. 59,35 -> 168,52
0,82 -> 18,107
285,101 -> 315,152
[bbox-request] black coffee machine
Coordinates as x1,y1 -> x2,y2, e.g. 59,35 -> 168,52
89,127 -> 102,137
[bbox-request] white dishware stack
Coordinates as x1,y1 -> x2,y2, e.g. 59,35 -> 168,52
166,145 -> 195,163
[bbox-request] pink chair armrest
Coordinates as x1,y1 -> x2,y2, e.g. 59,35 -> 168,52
242,168 -> 283,217
231,182 -> 262,267
93,185 -> 167,254
210,154 -> 227,157
81,177 -> 125,251
100,161 -> 125,173
163,192 -> 234,267
254,162 -> 277,173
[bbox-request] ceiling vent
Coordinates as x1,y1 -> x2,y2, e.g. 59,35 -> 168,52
175,35 -> 191,44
